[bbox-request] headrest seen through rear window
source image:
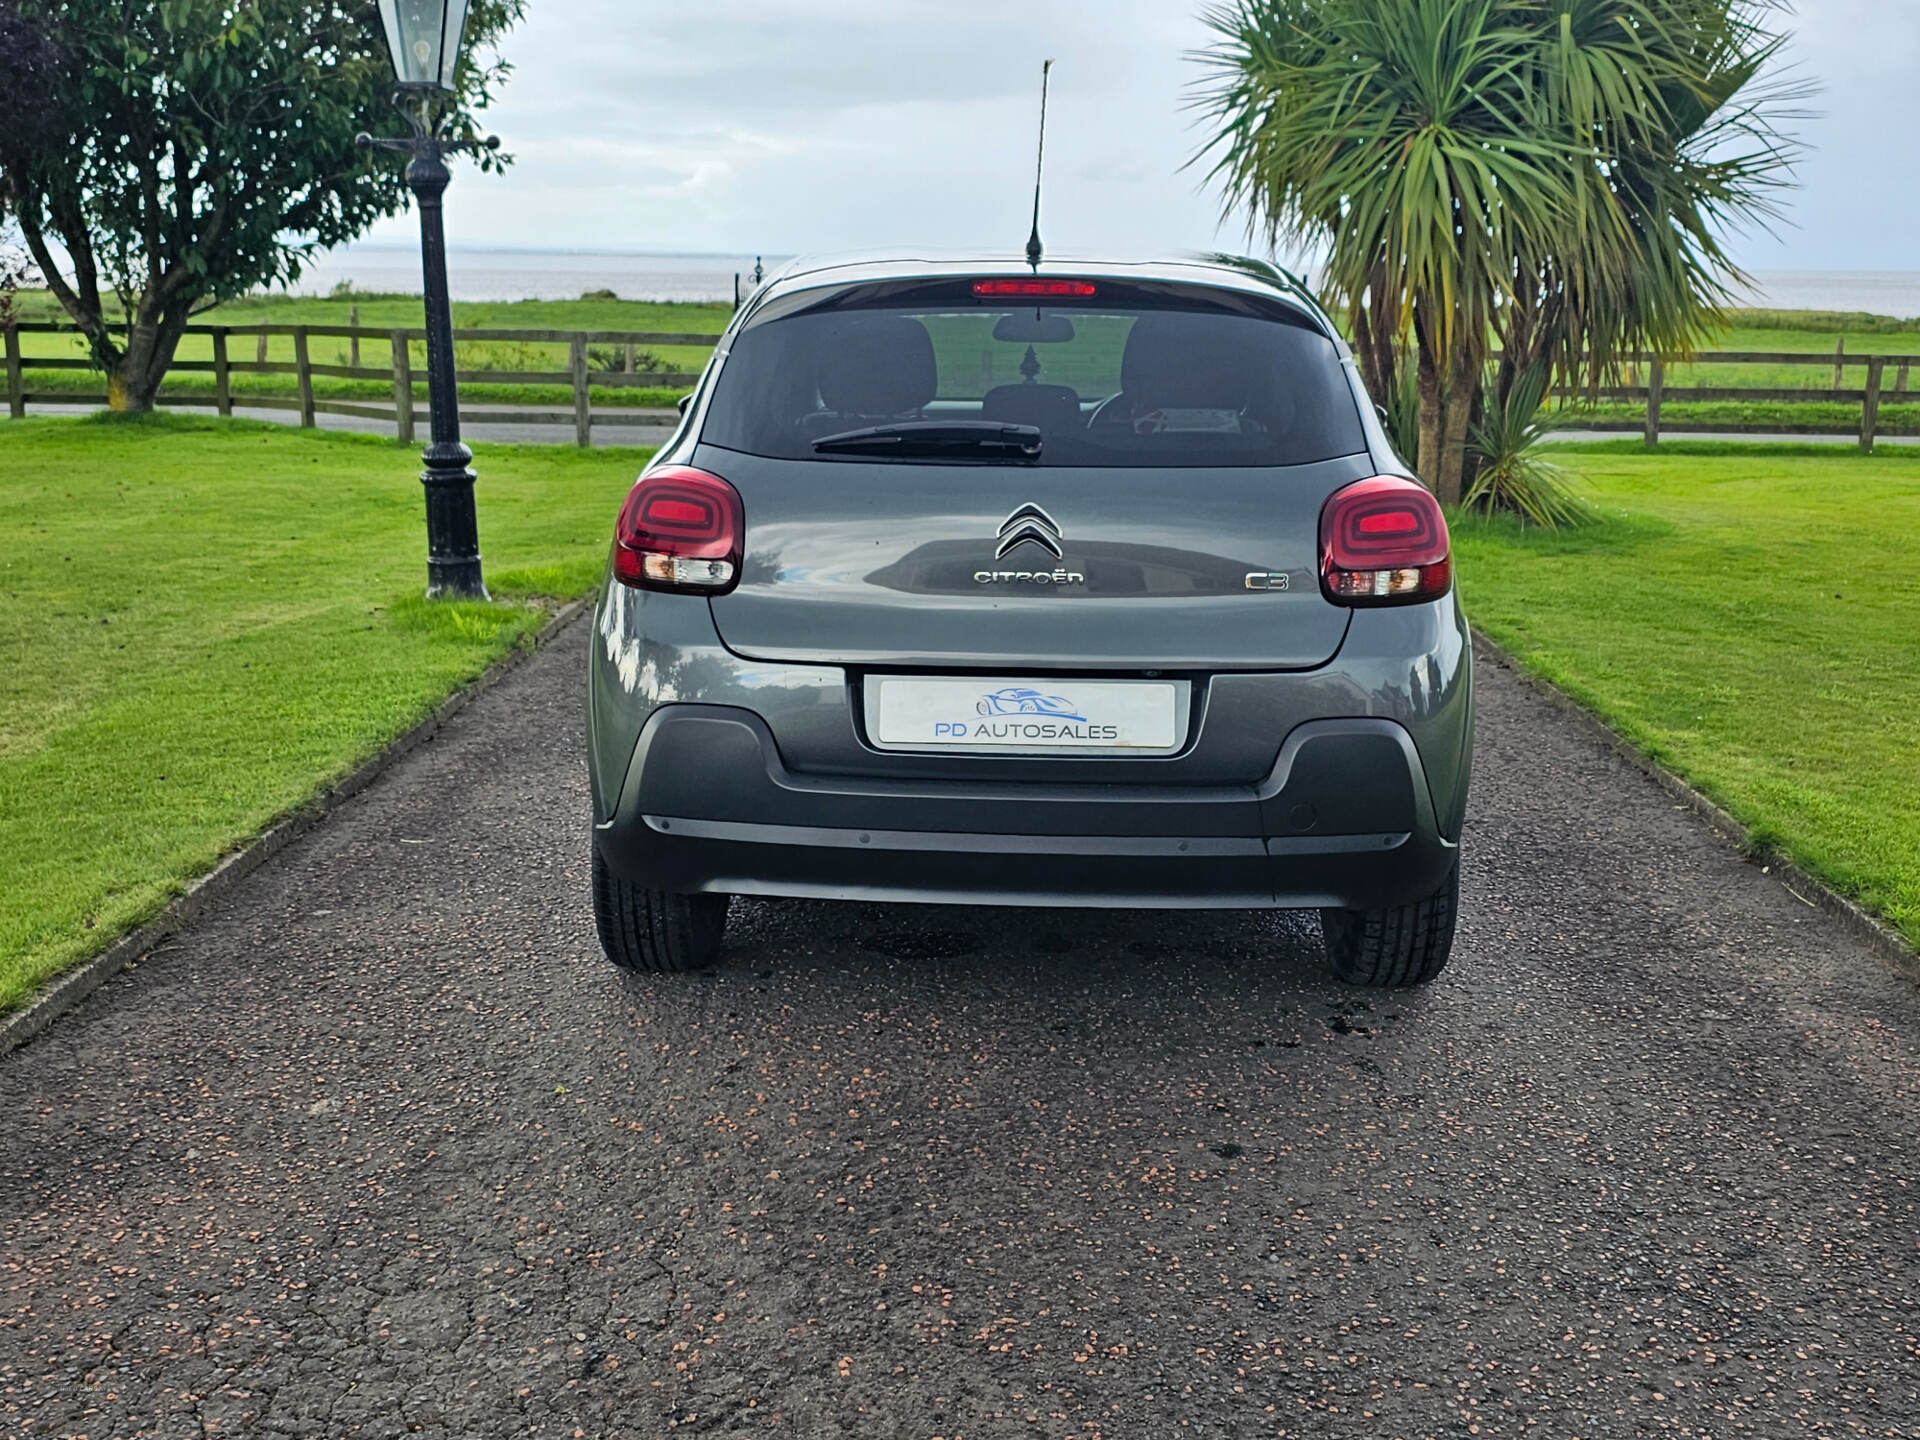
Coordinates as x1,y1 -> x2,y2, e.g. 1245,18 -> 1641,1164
1120,312 -> 1256,412
817,316 -> 937,416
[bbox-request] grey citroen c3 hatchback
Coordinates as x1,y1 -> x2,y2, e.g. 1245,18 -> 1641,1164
587,255 -> 1473,985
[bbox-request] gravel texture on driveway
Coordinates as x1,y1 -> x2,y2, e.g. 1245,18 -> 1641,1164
3,618 -> 1917,1440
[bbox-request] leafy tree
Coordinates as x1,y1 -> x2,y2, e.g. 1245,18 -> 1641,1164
0,2 -> 58,334
0,0 -> 522,412
1197,0 -> 1800,505
0,2 -> 65,154
1,224 -> 41,329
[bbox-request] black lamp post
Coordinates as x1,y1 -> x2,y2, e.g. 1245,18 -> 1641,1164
356,0 -> 494,600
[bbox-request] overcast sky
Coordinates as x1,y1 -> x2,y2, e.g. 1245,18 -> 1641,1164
360,0 -> 1917,273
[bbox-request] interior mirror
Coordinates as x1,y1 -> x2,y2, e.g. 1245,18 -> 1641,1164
992,312 -> 1076,344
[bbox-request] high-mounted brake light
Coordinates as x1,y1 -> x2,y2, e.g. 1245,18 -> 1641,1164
1319,476 -> 1452,607
971,279 -> 1098,298
612,466 -> 743,594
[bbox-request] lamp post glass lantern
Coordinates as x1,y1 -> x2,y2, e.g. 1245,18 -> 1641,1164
360,0 -> 489,600
376,0 -> 471,90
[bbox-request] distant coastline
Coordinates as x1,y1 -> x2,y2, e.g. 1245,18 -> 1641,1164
280,244 -> 1920,318
1730,272 -> 1920,319
288,247 -> 793,304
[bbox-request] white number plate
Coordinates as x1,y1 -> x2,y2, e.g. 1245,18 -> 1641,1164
869,676 -> 1183,754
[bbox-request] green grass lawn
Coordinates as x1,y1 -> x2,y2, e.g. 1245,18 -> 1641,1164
0,414 -> 641,1014
1454,441 -> 1920,946
1,417 -> 1913,1016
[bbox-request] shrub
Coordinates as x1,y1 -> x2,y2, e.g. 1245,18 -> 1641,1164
1727,308 -> 1919,335
586,346 -> 666,374
1464,366 -> 1592,529
459,339 -> 553,373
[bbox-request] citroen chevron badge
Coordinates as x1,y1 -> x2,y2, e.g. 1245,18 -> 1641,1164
995,503 -> 1065,561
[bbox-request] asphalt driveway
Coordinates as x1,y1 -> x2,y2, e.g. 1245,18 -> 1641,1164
3,618 -> 1916,1439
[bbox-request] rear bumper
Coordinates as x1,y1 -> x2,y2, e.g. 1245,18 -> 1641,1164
594,704 -> 1457,910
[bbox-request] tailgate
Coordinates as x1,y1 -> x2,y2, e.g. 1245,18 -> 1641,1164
698,447 -> 1368,671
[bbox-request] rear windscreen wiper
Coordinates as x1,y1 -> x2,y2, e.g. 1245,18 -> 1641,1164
811,421 -> 1043,460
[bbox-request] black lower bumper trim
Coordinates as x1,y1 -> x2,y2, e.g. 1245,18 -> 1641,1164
598,814 -> 1449,911
650,815 -> 1273,857
597,705 -> 1456,910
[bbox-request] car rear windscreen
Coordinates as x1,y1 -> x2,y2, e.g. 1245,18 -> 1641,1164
698,298 -> 1367,468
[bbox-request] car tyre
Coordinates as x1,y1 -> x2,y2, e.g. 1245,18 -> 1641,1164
592,846 -> 727,973
1320,857 -> 1459,987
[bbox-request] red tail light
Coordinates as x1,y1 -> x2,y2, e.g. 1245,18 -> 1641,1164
1319,476 -> 1452,606
613,466 -> 743,594
971,278 -> 1098,298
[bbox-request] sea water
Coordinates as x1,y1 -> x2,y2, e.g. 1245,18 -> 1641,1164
288,246 -> 784,304
285,245 -> 1920,320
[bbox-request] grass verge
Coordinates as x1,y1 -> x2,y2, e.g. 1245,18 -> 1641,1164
5,420 -> 1913,1014
1454,441 -> 1920,947
0,414 -> 641,1014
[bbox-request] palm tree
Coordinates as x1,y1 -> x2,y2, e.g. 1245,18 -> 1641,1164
1196,0 -> 1801,505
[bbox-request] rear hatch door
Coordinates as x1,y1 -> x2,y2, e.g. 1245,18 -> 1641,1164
699,448 -> 1371,671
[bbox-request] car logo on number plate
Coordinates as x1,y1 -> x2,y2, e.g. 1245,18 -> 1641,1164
976,687 -> 1088,721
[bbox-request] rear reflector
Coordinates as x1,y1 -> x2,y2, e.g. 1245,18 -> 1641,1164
613,466 -> 743,594
1319,476 -> 1452,607
972,279 -> 1098,298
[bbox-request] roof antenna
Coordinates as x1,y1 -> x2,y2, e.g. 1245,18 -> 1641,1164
1025,59 -> 1054,270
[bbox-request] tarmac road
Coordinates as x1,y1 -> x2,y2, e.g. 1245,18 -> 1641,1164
3,618 -> 1916,1439
21,401 -> 678,449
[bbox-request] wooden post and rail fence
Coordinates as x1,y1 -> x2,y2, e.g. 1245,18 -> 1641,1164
4,321 -> 1920,451
0,320 -> 708,446
1617,347 -> 1912,450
